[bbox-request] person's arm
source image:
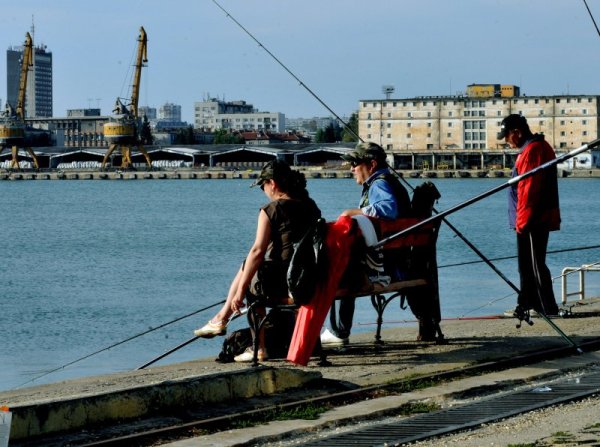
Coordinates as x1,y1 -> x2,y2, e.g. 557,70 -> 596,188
339,207 -> 363,217
360,179 -> 398,219
230,209 -> 271,312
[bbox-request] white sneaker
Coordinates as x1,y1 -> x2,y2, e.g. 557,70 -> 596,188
320,328 -> 349,347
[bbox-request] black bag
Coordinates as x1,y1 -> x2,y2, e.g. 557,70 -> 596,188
215,311 -> 297,362
411,181 -> 441,218
216,328 -> 253,363
286,218 -> 327,305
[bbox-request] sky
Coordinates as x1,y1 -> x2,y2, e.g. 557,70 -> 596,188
3,0 -> 600,124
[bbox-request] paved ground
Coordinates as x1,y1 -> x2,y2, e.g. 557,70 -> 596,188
3,299 -> 600,446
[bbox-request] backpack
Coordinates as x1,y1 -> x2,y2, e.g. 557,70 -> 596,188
411,181 -> 441,218
215,311 -> 297,363
286,218 -> 327,305
216,328 -> 253,363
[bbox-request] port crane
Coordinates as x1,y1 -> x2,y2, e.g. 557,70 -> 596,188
0,32 -> 41,170
102,26 -> 152,170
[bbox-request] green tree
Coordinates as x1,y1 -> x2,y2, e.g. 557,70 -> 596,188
173,126 -> 195,144
139,115 -> 154,145
341,113 -> 359,142
214,129 -> 245,144
314,128 -> 326,143
213,128 -> 229,144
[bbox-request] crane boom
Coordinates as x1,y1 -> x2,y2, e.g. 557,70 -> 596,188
16,32 -> 33,121
102,26 -> 152,170
130,27 -> 147,118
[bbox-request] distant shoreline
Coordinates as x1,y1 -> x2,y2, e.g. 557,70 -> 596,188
1,167 -> 599,181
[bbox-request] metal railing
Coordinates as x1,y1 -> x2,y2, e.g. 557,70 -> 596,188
560,261 -> 600,304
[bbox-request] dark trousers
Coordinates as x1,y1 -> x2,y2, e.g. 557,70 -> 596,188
329,298 -> 355,339
517,229 -> 559,315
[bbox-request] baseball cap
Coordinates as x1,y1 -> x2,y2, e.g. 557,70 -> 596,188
497,114 -> 527,140
341,142 -> 387,164
250,159 -> 291,188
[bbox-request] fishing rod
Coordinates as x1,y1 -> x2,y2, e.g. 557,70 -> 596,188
376,139 -> 600,351
375,139 -> 600,249
583,0 -> 600,38
136,308 -> 248,370
13,300 -> 226,389
211,0 -> 361,142
392,165 -> 522,304
211,0 -> 535,293
212,0 -> 595,350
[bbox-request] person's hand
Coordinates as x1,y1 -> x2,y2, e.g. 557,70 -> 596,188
231,294 -> 246,314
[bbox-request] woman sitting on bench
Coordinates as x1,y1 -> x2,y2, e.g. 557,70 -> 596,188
194,159 -> 321,362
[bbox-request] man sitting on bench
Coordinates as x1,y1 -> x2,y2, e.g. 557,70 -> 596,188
320,142 -> 411,347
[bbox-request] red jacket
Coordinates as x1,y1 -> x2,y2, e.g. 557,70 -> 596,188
509,135 -> 561,233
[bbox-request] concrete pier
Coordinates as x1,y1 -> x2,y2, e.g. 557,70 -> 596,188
1,299 -> 599,445
0,168 -> 598,181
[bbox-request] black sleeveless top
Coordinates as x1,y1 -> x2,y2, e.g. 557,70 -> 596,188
261,197 -> 321,265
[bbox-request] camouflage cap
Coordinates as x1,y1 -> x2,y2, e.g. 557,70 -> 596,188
341,142 -> 387,164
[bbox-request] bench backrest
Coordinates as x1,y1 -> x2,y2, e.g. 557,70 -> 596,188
370,217 -> 440,251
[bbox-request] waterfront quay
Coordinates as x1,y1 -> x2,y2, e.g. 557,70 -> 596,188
1,166 -> 599,181
2,143 -> 598,179
2,299 -> 600,446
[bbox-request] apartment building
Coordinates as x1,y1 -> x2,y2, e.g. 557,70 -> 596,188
359,92 -> 599,152
194,98 -> 284,133
158,102 -> 181,121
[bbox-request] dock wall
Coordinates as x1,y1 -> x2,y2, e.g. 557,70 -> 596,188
9,367 -> 319,440
1,168 -> 598,181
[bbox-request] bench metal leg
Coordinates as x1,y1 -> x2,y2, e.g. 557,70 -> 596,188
246,301 -> 267,367
370,292 -> 399,345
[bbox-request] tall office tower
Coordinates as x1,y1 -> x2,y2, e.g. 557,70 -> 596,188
6,38 -> 53,117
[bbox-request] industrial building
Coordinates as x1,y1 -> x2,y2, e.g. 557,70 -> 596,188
359,85 -> 599,152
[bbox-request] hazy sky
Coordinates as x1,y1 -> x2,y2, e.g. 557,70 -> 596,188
3,0 -> 600,123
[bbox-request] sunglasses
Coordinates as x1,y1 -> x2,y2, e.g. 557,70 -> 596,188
260,179 -> 270,190
350,160 -> 365,168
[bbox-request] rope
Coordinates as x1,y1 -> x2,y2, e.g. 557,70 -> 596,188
13,299 -> 226,389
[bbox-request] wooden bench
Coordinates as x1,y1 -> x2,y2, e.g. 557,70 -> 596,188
245,216 -> 442,366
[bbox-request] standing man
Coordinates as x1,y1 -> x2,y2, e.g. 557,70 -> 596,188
320,142 -> 411,346
498,114 -> 561,318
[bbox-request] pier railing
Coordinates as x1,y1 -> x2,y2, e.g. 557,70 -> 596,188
561,262 -> 600,304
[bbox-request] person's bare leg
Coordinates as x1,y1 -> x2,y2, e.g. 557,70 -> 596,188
194,265 -> 244,337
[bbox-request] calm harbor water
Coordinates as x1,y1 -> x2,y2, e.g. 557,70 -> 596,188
1,177 -> 599,391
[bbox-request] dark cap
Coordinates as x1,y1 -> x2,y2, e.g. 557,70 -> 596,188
497,114 -> 528,139
250,159 -> 291,188
341,142 -> 387,164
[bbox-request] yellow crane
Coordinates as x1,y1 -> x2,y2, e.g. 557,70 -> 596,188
0,32 -> 40,170
102,26 -> 152,170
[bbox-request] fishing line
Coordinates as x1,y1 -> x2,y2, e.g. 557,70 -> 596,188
212,0 -> 536,299
213,0 -> 596,349
439,244 -> 600,269
118,37 -> 137,106
13,300 -> 226,389
391,165 -> 522,298
211,0 -> 361,142
459,291 -> 517,318
583,0 -> 600,38
553,260 -> 600,282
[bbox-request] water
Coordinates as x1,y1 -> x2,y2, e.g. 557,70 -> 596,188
1,177 -> 599,391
